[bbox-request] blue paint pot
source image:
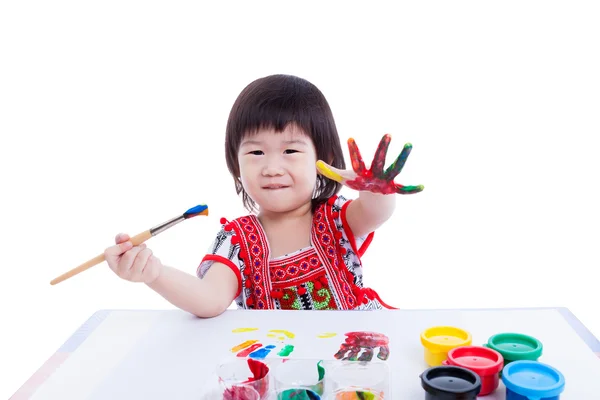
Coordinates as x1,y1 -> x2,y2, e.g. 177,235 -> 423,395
501,360 -> 565,399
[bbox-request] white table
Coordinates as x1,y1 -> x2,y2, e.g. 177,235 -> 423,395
11,307 -> 600,399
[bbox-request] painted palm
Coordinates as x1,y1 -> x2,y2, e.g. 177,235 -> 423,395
317,134 -> 423,195
334,331 -> 390,361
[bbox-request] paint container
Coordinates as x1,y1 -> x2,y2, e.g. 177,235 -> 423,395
501,360 -> 565,399
201,382 -> 261,400
329,361 -> 389,399
420,326 -> 472,366
331,391 -> 382,400
442,345 -> 504,396
217,357 -> 271,400
484,333 -> 543,366
222,385 -> 261,400
274,359 -> 325,400
420,365 -> 481,399
200,374 -> 260,400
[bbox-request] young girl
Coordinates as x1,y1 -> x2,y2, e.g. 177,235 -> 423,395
104,74 -> 423,317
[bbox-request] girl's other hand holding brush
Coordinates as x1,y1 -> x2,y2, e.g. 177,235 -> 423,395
104,233 -> 163,284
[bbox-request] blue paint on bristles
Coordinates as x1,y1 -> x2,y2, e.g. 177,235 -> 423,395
184,204 -> 208,218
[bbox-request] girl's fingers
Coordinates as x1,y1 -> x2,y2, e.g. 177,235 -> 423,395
115,233 -> 130,244
316,160 -> 354,183
130,248 -> 153,281
371,134 -> 392,177
105,241 -> 133,270
384,143 -> 412,181
347,138 -> 366,175
117,246 -> 144,277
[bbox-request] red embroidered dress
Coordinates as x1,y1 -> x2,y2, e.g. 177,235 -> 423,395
197,195 -> 394,310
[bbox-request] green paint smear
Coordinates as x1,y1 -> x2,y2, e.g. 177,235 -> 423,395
278,388 -> 321,400
278,344 -> 295,356
317,360 -> 325,381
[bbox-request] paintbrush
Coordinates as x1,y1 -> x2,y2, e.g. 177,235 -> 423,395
50,204 -> 209,285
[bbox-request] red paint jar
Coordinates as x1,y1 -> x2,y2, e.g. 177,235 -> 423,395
442,345 -> 504,396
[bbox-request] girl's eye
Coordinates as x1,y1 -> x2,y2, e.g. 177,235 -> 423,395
284,149 -> 299,154
249,150 -> 263,155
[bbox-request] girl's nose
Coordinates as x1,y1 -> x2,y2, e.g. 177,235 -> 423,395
261,164 -> 285,176
261,154 -> 285,176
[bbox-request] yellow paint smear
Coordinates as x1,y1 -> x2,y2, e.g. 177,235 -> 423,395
232,327 -> 259,333
268,329 -> 295,339
317,332 -> 337,338
230,340 -> 258,352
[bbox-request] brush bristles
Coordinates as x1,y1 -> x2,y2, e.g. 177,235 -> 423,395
183,204 -> 209,218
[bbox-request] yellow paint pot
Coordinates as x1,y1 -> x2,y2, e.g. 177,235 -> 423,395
420,326 -> 472,366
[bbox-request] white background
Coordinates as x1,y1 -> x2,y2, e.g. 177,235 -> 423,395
1,1 -> 599,398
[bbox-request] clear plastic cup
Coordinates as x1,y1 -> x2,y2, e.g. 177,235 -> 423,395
329,361 -> 389,399
274,359 -> 325,399
221,385 -> 261,400
200,370 -> 262,400
201,386 -> 261,400
217,357 -> 271,400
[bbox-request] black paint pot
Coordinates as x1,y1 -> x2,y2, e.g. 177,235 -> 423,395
420,365 -> 481,399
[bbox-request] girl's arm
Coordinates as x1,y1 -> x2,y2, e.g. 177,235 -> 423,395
147,262 -> 238,318
345,191 -> 396,238
316,134 -> 423,238
105,233 -> 238,318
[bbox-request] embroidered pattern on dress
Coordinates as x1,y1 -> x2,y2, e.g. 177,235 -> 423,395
198,195 -> 388,311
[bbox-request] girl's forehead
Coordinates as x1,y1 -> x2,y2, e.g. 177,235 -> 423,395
241,124 -> 312,146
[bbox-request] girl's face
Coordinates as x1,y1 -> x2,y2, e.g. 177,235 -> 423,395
237,124 -> 318,215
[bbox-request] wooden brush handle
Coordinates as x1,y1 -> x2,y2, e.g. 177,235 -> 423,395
50,230 -> 152,285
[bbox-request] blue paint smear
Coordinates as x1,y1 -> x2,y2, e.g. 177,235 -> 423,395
184,204 -> 207,216
249,344 -> 276,359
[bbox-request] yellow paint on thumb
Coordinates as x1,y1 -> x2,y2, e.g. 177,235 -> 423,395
316,160 -> 343,182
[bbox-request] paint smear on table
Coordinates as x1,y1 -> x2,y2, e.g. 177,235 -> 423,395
237,343 -> 263,357
267,333 -> 286,341
278,344 -> 295,356
232,327 -> 259,333
231,340 -> 258,353
268,329 -> 295,339
334,331 -> 390,361
249,345 -> 276,359
317,332 -> 337,338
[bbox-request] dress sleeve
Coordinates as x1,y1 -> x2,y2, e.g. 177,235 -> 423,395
331,194 -> 374,259
196,223 -> 243,298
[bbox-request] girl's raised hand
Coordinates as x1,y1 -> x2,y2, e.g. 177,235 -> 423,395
104,233 -> 163,284
316,134 -> 424,195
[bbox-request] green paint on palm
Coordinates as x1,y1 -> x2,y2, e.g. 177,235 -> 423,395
384,142 -> 412,180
